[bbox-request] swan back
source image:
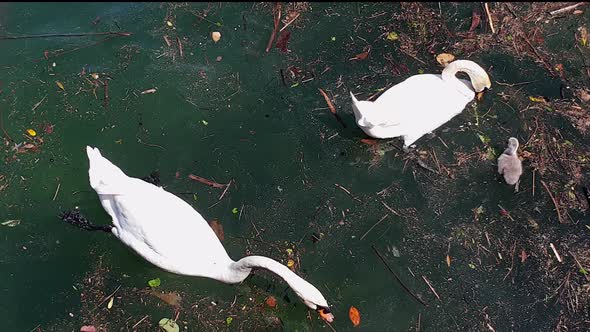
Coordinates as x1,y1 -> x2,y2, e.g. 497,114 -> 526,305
86,146 -> 234,279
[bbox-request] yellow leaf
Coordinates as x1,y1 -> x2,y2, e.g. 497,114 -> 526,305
528,96 -> 547,103
386,31 -> 398,41
166,21 -> 173,27
287,259 -> 295,268
107,296 -> 114,309
436,53 -> 455,66
56,81 -> 65,91
26,129 -> 37,137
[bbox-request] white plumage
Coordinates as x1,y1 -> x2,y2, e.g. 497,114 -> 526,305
350,59 -> 492,149
85,146 -> 333,321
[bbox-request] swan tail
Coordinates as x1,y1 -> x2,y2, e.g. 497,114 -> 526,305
86,146 -> 128,194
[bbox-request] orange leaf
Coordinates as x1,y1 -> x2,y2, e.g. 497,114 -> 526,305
349,306 -> 361,327
360,138 -> 378,145
318,88 -> 337,114
265,296 -> 277,308
349,50 -> 370,61
446,255 -> 451,267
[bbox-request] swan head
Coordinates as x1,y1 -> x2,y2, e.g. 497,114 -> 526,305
442,60 -> 492,93
505,137 -> 519,155
294,283 -> 334,322
350,91 -> 378,128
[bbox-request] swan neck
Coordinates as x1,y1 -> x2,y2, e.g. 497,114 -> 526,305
231,255 -> 309,291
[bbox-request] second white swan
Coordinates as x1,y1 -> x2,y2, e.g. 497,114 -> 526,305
350,59 -> 492,149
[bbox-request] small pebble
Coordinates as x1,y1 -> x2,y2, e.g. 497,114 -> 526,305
216,56 -> 222,62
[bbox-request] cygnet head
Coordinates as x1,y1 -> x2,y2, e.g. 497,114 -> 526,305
505,137 -> 519,155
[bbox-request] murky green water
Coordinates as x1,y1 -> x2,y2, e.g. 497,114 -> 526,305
1,2 -> 588,331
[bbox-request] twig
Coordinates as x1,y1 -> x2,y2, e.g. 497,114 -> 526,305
103,80 -> 109,108
371,245 -> 428,306
532,169 -> 535,197
0,31 -> 132,40
502,240 -> 517,281
218,179 -> 232,200
265,3 -> 282,53
550,243 -> 563,263
91,285 -> 121,313
497,204 -> 515,221
188,174 -> 227,189
31,95 -> 47,111
381,201 -> 401,216
521,34 -> 555,76
421,276 -> 441,300
33,35 -> 120,62
396,46 -> 426,65
176,36 -> 183,57
163,35 -> 172,47
549,2 -> 587,16
416,159 -> 439,174
541,180 -> 563,223
569,251 -> 590,281
360,214 -> 389,240
483,3 -> 495,34
280,12 -> 300,32
334,183 -> 361,202
52,181 -> 61,201
132,315 -> 150,329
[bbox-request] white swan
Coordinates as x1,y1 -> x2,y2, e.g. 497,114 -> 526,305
79,146 -> 334,322
350,59 -> 492,149
497,137 -> 523,192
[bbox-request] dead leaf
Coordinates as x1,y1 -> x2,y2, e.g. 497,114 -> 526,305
349,49 -> 370,61
275,30 -> 291,53
360,138 -> 378,145
209,220 -> 225,241
436,53 -> 455,66
150,290 -> 182,307
469,9 -> 481,32
212,31 -> 221,43
265,296 -> 277,308
318,88 -> 337,114
349,306 -> 361,327
578,26 -> 588,47
576,88 -> 590,102
446,255 -> 451,267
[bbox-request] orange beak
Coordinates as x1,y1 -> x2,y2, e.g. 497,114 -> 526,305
318,308 -> 334,323
475,91 -> 485,102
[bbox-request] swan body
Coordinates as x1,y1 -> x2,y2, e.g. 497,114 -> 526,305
350,59 -> 492,149
497,137 -> 523,192
85,146 -> 333,321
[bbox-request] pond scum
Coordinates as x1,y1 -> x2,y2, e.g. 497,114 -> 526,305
2,2 -> 590,331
